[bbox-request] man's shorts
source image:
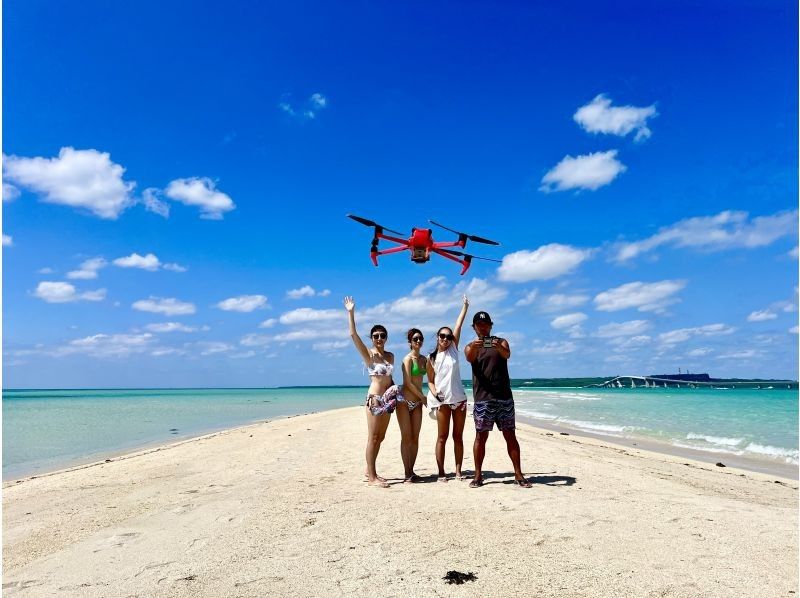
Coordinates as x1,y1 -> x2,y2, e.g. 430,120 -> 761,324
473,398 -> 516,432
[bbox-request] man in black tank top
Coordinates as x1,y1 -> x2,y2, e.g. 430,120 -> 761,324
465,311 -> 531,488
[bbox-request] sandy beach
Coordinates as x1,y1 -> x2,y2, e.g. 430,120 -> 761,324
3,406 -> 798,597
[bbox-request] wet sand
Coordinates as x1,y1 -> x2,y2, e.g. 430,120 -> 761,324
3,406 -> 798,597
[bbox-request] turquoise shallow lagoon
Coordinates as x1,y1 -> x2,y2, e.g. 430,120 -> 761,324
2,388 -> 360,480
512,387 -> 799,466
3,386 -> 798,479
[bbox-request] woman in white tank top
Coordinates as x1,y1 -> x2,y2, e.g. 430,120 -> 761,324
426,295 -> 469,481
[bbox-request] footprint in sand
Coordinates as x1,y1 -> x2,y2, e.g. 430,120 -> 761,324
93,532 -> 141,552
171,503 -> 195,515
3,580 -> 41,594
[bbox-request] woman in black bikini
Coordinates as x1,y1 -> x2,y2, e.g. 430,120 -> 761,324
344,296 -> 401,488
398,328 -> 427,483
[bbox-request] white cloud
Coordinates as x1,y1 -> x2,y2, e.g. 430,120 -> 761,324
529,341 -> 577,354
132,297 -> 196,316
240,333 -> 271,347
747,310 -> 778,322
3,147 -> 135,219
113,252 -> 161,271
716,349 -> 761,360
540,150 -> 626,192
196,341 -> 234,356
34,281 -> 106,303
63,333 -> 154,358
789,325 -> 799,334
550,312 -> 587,329
286,285 -> 317,299
310,93 -> 327,109
164,177 -> 235,219
318,289 -> 331,297
312,340 -> 349,353
3,182 -> 20,201
595,319 -> 651,338
658,323 -> 736,345
259,318 -> 277,328
217,294 -> 268,312
141,188 -> 170,218
163,262 -> 187,272
687,348 -> 712,357
38,267 -> 54,274
279,307 -> 342,325
594,280 -> 686,313
538,293 -> 590,313
789,246 -> 799,259
273,328 -> 346,342
145,322 -> 202,333
573,94 -> 657,141
515,289 -> 539,306
110,252 -> 185,273
613,210 -> 798,262
498,244 -> 592,282
280,93 -> 328,120
2,234 -> 13,247
609,334 -> 652,350
67,257 -> 107,280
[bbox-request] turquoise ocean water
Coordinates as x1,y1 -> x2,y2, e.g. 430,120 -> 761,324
3,386 -> 798,479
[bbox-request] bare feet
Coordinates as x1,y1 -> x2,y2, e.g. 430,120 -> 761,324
515,477 -> 532,488
455,472 -> 467,481
365,473 -> 388,483
469,478 -> 484,488
404,474 -> 420,484
368,478 -> 390,488
437,475 -> 449,483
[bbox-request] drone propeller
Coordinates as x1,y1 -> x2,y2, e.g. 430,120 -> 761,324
440,249 -> 502,263
347,214 -> 404,236
428,220 -> 499,245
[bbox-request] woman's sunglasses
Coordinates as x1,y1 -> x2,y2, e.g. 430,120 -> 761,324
371,332 -> 387,340
411,336 -> 424,343
438,333 -> 455,341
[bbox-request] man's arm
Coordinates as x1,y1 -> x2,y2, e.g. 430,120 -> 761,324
492,337 -> 511,360
464,338 -> 482,363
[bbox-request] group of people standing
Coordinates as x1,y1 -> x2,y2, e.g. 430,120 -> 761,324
344,295 -> 531,489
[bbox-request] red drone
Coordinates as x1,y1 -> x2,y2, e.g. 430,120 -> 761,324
348,214 -> 501,275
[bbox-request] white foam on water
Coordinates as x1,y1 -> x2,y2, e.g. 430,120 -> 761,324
514,390 -> 602,401
516,409 -> 559,421
686,433 -> 745,447
671,441 -> 744,456
559,419 -> 626,434
744,443 -> 799,464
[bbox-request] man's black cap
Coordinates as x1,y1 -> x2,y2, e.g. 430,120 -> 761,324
472,311 -> 493,325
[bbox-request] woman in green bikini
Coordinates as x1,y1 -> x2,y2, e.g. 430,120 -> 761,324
398,328 -> 427,483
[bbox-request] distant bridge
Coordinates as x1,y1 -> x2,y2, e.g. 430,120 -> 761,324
585,375 -> 797,389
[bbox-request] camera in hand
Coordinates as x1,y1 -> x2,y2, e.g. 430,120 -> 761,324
482,335 -> 495,348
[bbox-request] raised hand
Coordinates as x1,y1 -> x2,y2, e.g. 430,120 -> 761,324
463,294 -> 469,307
344,296 -> 355,312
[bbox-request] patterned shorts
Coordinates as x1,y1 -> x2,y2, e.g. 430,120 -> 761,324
473,398 -> 515,432
366,384 -> 404,416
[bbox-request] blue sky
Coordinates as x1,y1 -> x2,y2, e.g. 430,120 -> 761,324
3,0 -> 798,388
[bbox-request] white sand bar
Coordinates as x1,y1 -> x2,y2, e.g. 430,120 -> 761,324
3,406 -> 798,597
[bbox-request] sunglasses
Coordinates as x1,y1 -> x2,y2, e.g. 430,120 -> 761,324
371,332 -> 387,340
438,333 -> 455,341
411,336 -> 424,343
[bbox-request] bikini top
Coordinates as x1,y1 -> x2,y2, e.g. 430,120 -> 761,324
367,357 -> 394,377
410,356 -> 425,377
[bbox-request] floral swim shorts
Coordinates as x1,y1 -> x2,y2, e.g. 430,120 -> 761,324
365,384 -> 404,416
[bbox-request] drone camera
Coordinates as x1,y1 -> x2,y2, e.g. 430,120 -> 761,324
411,247 -> 428,263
